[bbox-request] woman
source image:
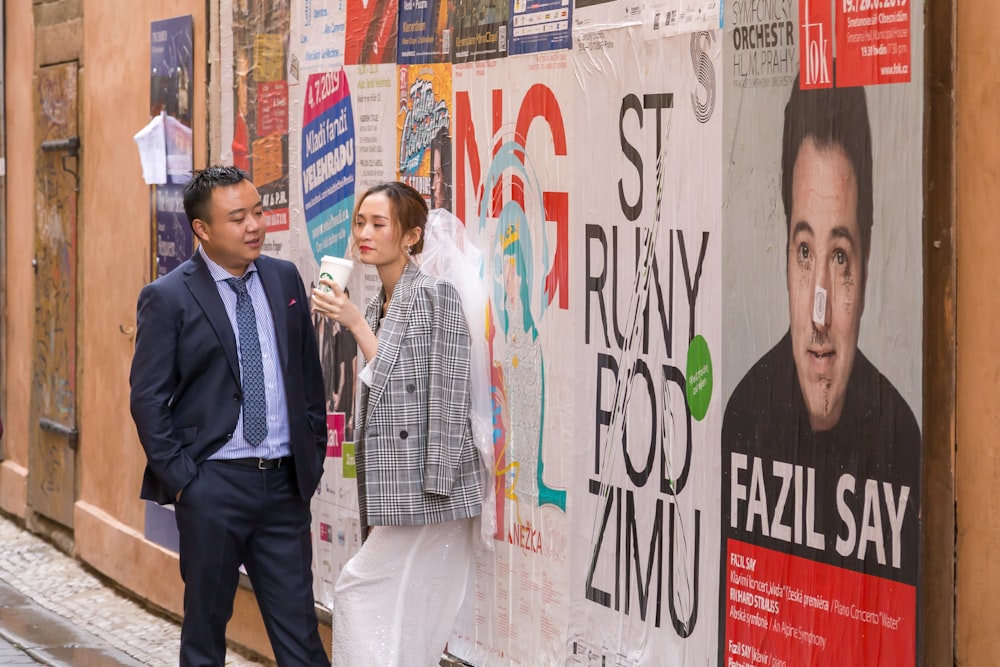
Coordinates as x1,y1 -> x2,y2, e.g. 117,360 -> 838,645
312,182 -> 483,666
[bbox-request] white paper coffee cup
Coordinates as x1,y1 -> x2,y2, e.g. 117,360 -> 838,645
318,256 -> 353,293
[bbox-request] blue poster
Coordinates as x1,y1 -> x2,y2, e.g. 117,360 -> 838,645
151,15 -> 194,132
509,0 -> 572,55
154,184 -> 192,278
151,15 -> 194,279
397,0 -> 450,64
301,69 -> 357,262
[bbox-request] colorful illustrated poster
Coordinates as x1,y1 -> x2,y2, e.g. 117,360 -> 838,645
720,3 -> 923,666
232,1 -> 291,232
510,0 -> 572,56
452,0 -> 509,62
150,15 -> 194,278
398,0 -> 449,64
396,62 -> 452,207
301,68 -> 356,262
730,0 -> 797,89
566,27 -> 723,665
345,0 -> 398,64
447,49 -> 576,666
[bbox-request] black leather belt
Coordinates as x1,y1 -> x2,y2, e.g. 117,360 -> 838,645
219,456 -> 291,470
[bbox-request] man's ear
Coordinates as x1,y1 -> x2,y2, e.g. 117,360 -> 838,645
192,218 -> 210,243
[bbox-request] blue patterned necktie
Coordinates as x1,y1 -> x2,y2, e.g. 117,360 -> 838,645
226,274 -> 267,446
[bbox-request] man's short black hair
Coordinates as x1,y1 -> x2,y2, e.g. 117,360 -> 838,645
182,165 -> 251,227
781,72 -> 873,269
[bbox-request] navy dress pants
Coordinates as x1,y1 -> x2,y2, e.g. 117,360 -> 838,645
174,459 -> 329,667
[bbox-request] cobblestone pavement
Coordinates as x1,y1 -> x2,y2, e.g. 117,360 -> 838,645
0,514 -> 267,667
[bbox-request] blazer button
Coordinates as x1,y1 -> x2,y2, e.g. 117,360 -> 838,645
233,393 -> 241,401
226,433 -> 233,440
399,430 -> 408,439
406,383 -> 415,393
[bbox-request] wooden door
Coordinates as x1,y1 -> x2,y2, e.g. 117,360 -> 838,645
29,62 -> 79,528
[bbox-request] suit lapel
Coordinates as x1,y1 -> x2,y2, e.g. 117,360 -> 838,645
365,262 -> 419,421
256,257 -> 290,370
184,252 -> 240,383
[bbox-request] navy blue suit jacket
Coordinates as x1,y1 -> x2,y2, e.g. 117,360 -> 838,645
129,252 -> 327,504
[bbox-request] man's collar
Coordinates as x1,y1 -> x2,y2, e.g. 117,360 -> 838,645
198,245 -> 257,283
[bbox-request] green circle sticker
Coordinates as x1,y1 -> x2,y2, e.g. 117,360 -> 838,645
686,335 -> 713,421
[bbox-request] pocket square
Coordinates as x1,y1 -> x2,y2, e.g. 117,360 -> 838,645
288,298 -> 297,306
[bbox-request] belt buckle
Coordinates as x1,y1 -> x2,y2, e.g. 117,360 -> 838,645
258,457 -> 272,470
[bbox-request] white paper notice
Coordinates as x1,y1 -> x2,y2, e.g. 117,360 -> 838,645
133,112 -> 167,185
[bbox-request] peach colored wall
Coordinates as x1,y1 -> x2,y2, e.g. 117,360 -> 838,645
956,1 -> 1000,665
78,0 -> 208,531
73,2 -> 319,660
1,1 -> 34,515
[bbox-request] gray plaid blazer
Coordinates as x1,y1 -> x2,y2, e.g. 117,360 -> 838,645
355,261 -> 484,527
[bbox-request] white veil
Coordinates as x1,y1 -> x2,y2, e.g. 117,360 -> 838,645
419,208 -> 496,549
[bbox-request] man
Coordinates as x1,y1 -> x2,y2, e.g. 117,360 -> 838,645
130,166 -> 329,666
721,79 -> 921,583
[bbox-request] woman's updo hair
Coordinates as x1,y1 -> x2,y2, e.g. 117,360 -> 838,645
349,181 -> 428,256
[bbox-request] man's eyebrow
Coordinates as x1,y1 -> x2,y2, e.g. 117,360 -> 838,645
830,225 -> 856,246
791,221 -> 856,248
791,220 -> 813,237
226,199 -> 262,217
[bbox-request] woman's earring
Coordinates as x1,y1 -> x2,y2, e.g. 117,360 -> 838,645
405,245 -> 412,255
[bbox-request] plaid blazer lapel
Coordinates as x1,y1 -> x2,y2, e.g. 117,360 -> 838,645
364,263 -> 419,422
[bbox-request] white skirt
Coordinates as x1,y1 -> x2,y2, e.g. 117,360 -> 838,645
331,518 -> 475,667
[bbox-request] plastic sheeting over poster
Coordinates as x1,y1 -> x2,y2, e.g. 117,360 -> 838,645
216,0 -> 922,664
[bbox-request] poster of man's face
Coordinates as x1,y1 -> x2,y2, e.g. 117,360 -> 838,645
724,88 -> 922,418
786,137 -> 865,432
720,42 -> 925,664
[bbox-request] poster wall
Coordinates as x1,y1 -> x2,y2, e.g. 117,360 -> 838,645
213,0 -> 923,664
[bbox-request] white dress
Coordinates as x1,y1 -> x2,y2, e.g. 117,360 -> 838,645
331,518 -> 476,666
